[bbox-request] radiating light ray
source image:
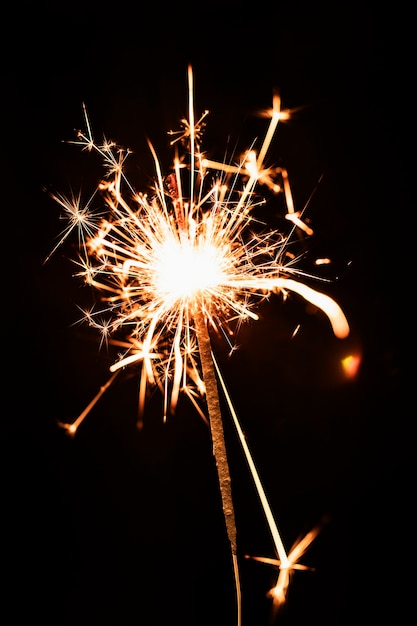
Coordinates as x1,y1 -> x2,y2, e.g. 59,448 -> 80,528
57,370 -> 121,436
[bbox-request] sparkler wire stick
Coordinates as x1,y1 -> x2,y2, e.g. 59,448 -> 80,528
194,306 -> 241,626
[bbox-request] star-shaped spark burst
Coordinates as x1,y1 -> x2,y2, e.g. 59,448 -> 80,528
245,524 -> 322,607
47,66 -> 349,625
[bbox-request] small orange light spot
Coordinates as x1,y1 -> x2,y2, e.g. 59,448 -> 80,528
341,353 -> 361,379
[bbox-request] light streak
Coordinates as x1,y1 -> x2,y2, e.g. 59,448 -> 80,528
48,65 -> 350,622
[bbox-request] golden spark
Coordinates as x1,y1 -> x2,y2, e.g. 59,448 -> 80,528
245,523 -> 322,612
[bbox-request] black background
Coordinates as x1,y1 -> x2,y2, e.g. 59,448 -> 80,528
4,2 -> 412,625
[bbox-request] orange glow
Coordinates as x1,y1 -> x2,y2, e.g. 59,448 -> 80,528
342,353 -> 362,379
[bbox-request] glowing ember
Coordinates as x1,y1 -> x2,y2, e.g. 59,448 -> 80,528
342,353 -> 361,378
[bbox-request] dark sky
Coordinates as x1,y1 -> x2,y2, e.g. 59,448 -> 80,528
4,2 -> 411,625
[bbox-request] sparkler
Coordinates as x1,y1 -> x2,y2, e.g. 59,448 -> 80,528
48,65 -> 349,623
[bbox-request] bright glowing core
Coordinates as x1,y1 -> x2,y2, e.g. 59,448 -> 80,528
154,237 -> 226,301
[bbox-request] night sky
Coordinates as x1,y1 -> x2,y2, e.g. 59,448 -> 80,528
5,2 -> 411,625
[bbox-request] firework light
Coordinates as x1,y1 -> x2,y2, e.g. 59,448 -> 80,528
48,65 -> 349,624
